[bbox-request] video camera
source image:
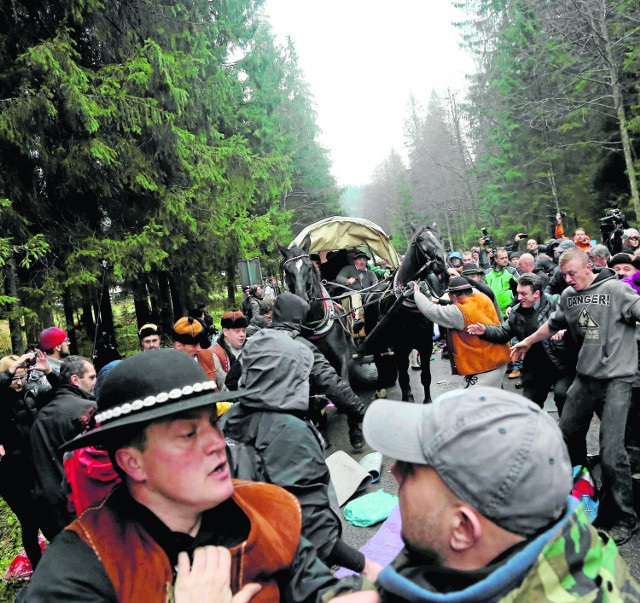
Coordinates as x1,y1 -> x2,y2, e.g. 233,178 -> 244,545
599,208 -> 626,233
480,227 -> 493,247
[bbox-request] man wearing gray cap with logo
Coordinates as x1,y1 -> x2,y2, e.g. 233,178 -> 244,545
329,387 -> 638,603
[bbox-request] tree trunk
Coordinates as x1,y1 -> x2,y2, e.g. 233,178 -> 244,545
81,288 -> 96,344
157,271 -> 174,334
594,2 -> 640,216
62,289 -> 78,355
168,274 -> 186,321
132,280 -> 151,328
225,253 -> 238,307
4,258 -> 23,353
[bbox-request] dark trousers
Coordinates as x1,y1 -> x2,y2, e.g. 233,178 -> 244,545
522,364 -> 573,417
0,457 -> 42,569
559,375 -> 636,527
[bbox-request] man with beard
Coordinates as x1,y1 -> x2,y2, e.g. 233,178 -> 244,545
39,326 -> 70,374
30,355 -> 97,539
327,388 -> 638,602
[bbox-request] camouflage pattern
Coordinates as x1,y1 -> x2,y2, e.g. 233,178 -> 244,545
320,575 -> 376,602
501,503 -> 640,602
328,503 -> 640,602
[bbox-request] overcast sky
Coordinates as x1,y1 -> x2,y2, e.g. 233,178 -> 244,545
263,0 -> 473,187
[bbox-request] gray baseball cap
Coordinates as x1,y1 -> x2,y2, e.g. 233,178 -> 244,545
363,387 -> 572,536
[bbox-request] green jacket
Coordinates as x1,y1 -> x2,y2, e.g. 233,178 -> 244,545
375,498 -> 640,602
484,267 -> 518,318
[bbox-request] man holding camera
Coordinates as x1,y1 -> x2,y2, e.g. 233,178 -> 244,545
30,355 -> 97,540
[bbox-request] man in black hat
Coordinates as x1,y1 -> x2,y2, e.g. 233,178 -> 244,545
138,323 -> 161,351
335,251 -> 378,292
412,277 -> 511,388
28,350 -> 360,602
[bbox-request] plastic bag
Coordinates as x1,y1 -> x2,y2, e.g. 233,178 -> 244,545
3,533 -> 47,580
344,489 -> 398,527
571,465 -> 598,523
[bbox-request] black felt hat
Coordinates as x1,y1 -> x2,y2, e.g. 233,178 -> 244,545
354,251 -> 370,260
461,263 -> 484,276
446,276 -> 474,293
59,349 -> 250,452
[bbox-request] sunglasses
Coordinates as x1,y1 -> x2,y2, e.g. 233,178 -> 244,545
11,375 -> 25,382
629,237 -> 639,241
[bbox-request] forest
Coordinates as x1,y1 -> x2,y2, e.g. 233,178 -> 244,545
1,0 -> 639,360
360,0 -> 640,260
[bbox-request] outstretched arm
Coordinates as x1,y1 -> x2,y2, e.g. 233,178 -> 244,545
511,321 -> 557,361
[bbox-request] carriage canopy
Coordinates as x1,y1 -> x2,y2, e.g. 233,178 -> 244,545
290,216 -> 401,270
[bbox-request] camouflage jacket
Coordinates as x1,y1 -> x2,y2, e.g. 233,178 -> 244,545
375,497 -> 640,602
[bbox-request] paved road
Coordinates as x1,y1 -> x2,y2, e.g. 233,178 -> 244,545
324,351 -> 640,579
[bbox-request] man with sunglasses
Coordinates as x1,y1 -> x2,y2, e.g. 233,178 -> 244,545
622,228 -> 640,254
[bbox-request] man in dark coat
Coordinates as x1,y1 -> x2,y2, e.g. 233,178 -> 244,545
268,292 -> 366,450
220,330 -> 380,579
468,273 -> 575,415
30,355 -> 97,539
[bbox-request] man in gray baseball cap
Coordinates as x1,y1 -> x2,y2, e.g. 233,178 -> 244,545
330,387 -> 638,602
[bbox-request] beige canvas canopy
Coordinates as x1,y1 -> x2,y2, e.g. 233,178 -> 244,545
290,216 -> 400,269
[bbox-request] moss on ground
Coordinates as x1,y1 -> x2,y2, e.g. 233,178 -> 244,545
0,500 -> 29,602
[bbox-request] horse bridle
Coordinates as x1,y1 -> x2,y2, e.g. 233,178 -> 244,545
409,228 -> 442,281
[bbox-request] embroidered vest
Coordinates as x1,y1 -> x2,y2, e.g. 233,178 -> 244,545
212,343 -> 230,373
196,348 -> 219,388
448,293 -> 511,376
66,480 -> 302,603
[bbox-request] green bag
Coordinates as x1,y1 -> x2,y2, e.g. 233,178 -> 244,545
343,489 -> 398,527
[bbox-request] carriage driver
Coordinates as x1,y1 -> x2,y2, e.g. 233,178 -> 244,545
335,251 -> 378,331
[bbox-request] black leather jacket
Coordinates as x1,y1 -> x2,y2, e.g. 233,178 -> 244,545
480,295 -> 574,371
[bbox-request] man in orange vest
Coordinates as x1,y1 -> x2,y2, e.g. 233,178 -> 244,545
412,277 -> 510,389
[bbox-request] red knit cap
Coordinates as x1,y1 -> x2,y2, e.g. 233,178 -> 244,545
39,327 -> 68,349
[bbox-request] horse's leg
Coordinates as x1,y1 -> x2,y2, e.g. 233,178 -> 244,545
396,344 -> 413,402
374,352 -> 396,398
419,323 -> 435,404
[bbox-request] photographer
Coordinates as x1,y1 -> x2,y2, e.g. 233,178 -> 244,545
598,208 -> 629,254
0,350 -> 56,570
478,228 -> 528,268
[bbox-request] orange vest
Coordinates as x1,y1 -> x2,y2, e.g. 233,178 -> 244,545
66,480 -> 301,603
448,293 -> 511,376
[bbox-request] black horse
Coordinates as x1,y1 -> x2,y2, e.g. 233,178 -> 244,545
277,240 -> 355,382
363,223 -> 449,403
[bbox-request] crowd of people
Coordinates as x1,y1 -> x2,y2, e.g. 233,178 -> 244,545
2,212 -> 640,600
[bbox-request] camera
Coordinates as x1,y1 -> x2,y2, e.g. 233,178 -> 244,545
480,227 -> 493,247
518,233 -> 528,239
25,351 -> 37,368
599,208 -> 626,233
559,211 -> 567,218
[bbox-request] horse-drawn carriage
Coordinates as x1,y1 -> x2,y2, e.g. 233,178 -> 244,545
279,216 -> 449,403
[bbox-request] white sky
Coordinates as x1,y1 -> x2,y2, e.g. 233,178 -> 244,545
263,0 -> 474,187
